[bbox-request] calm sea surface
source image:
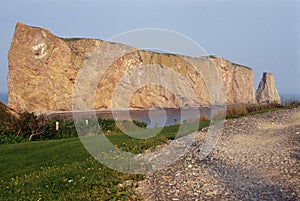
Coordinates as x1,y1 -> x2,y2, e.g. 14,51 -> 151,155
280,93 -> 300,104
49,107 -> 214,128
1,91 -> 299,127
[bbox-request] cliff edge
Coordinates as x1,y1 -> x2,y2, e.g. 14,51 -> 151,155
7,22 -> 277,112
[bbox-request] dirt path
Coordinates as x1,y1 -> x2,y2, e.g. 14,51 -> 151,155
136,107 -> 300,200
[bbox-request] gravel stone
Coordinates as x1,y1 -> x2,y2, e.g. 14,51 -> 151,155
136,107 -> 300,200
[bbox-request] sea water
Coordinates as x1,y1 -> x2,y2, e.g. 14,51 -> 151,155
1,91 -> 299,127
280,93 -> 300,104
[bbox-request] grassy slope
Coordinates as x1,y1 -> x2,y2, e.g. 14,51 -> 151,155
1,103 -> 299,200
0,138 -> 89,179
0,137 -> 142,200
0,121 -> 209,200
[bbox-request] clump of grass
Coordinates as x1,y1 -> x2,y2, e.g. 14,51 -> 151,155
283,100 -> 300,109
226,101 -> 299,119
59,37 -> 82,41
226,105 -> 248,118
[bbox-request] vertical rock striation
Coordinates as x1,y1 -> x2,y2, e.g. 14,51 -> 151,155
7,22 -> 278,113
8,22 -> 103,112
256,72 -> 281,104
210,56 -> 256,105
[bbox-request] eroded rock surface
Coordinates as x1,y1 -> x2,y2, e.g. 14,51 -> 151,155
256,72 -> 281,104
0,101 -> 18,117
8,22 -> 268,112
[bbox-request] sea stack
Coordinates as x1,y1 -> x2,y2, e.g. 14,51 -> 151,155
7,22 -> 280,113
256,72 -> 281,104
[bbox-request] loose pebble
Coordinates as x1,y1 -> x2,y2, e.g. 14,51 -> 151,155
136,108 -> 300,201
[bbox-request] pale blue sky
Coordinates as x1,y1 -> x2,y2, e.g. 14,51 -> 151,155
0,0 -> 299,94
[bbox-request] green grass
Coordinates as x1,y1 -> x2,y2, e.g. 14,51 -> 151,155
0,138 -> 88,179
59,37 -> 82,41
0,121 -> 209,200
1,102 -> 298,200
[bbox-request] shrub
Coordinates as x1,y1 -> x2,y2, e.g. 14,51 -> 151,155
226,105 -> 248,118
34,119 -> 78,140
10,112 -> 49,141
1,113 -> 148,144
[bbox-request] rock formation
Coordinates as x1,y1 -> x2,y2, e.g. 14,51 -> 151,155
256,72 -> 281,104
0,101 -> 18,118
210,56 -> 256,105
7,22 -> 270,113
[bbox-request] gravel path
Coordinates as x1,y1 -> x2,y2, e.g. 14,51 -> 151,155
136,107 -> 300,200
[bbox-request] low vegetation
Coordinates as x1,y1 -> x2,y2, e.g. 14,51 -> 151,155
226,101 -> 300,119
0,109 -> 147,144
0,138 -> 143,200
0,120 -> 209,200
59,37 -> 82,41
0,101 -> 299,200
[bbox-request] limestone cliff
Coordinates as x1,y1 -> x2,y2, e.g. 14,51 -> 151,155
256,72 -> 281,104
8,22 -> 261,112
210,56 -> 256,105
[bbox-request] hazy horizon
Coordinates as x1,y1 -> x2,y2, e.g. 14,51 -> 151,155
0,0 -> 299,95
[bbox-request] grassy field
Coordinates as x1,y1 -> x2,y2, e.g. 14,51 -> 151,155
0,121 -> 209,201
1,102 -> 299,200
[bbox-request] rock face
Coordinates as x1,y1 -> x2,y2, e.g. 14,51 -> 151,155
8,22 -> 265,112
210,57 -> 256,105
256,72 -> 281,104
0,101 -> 18,118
